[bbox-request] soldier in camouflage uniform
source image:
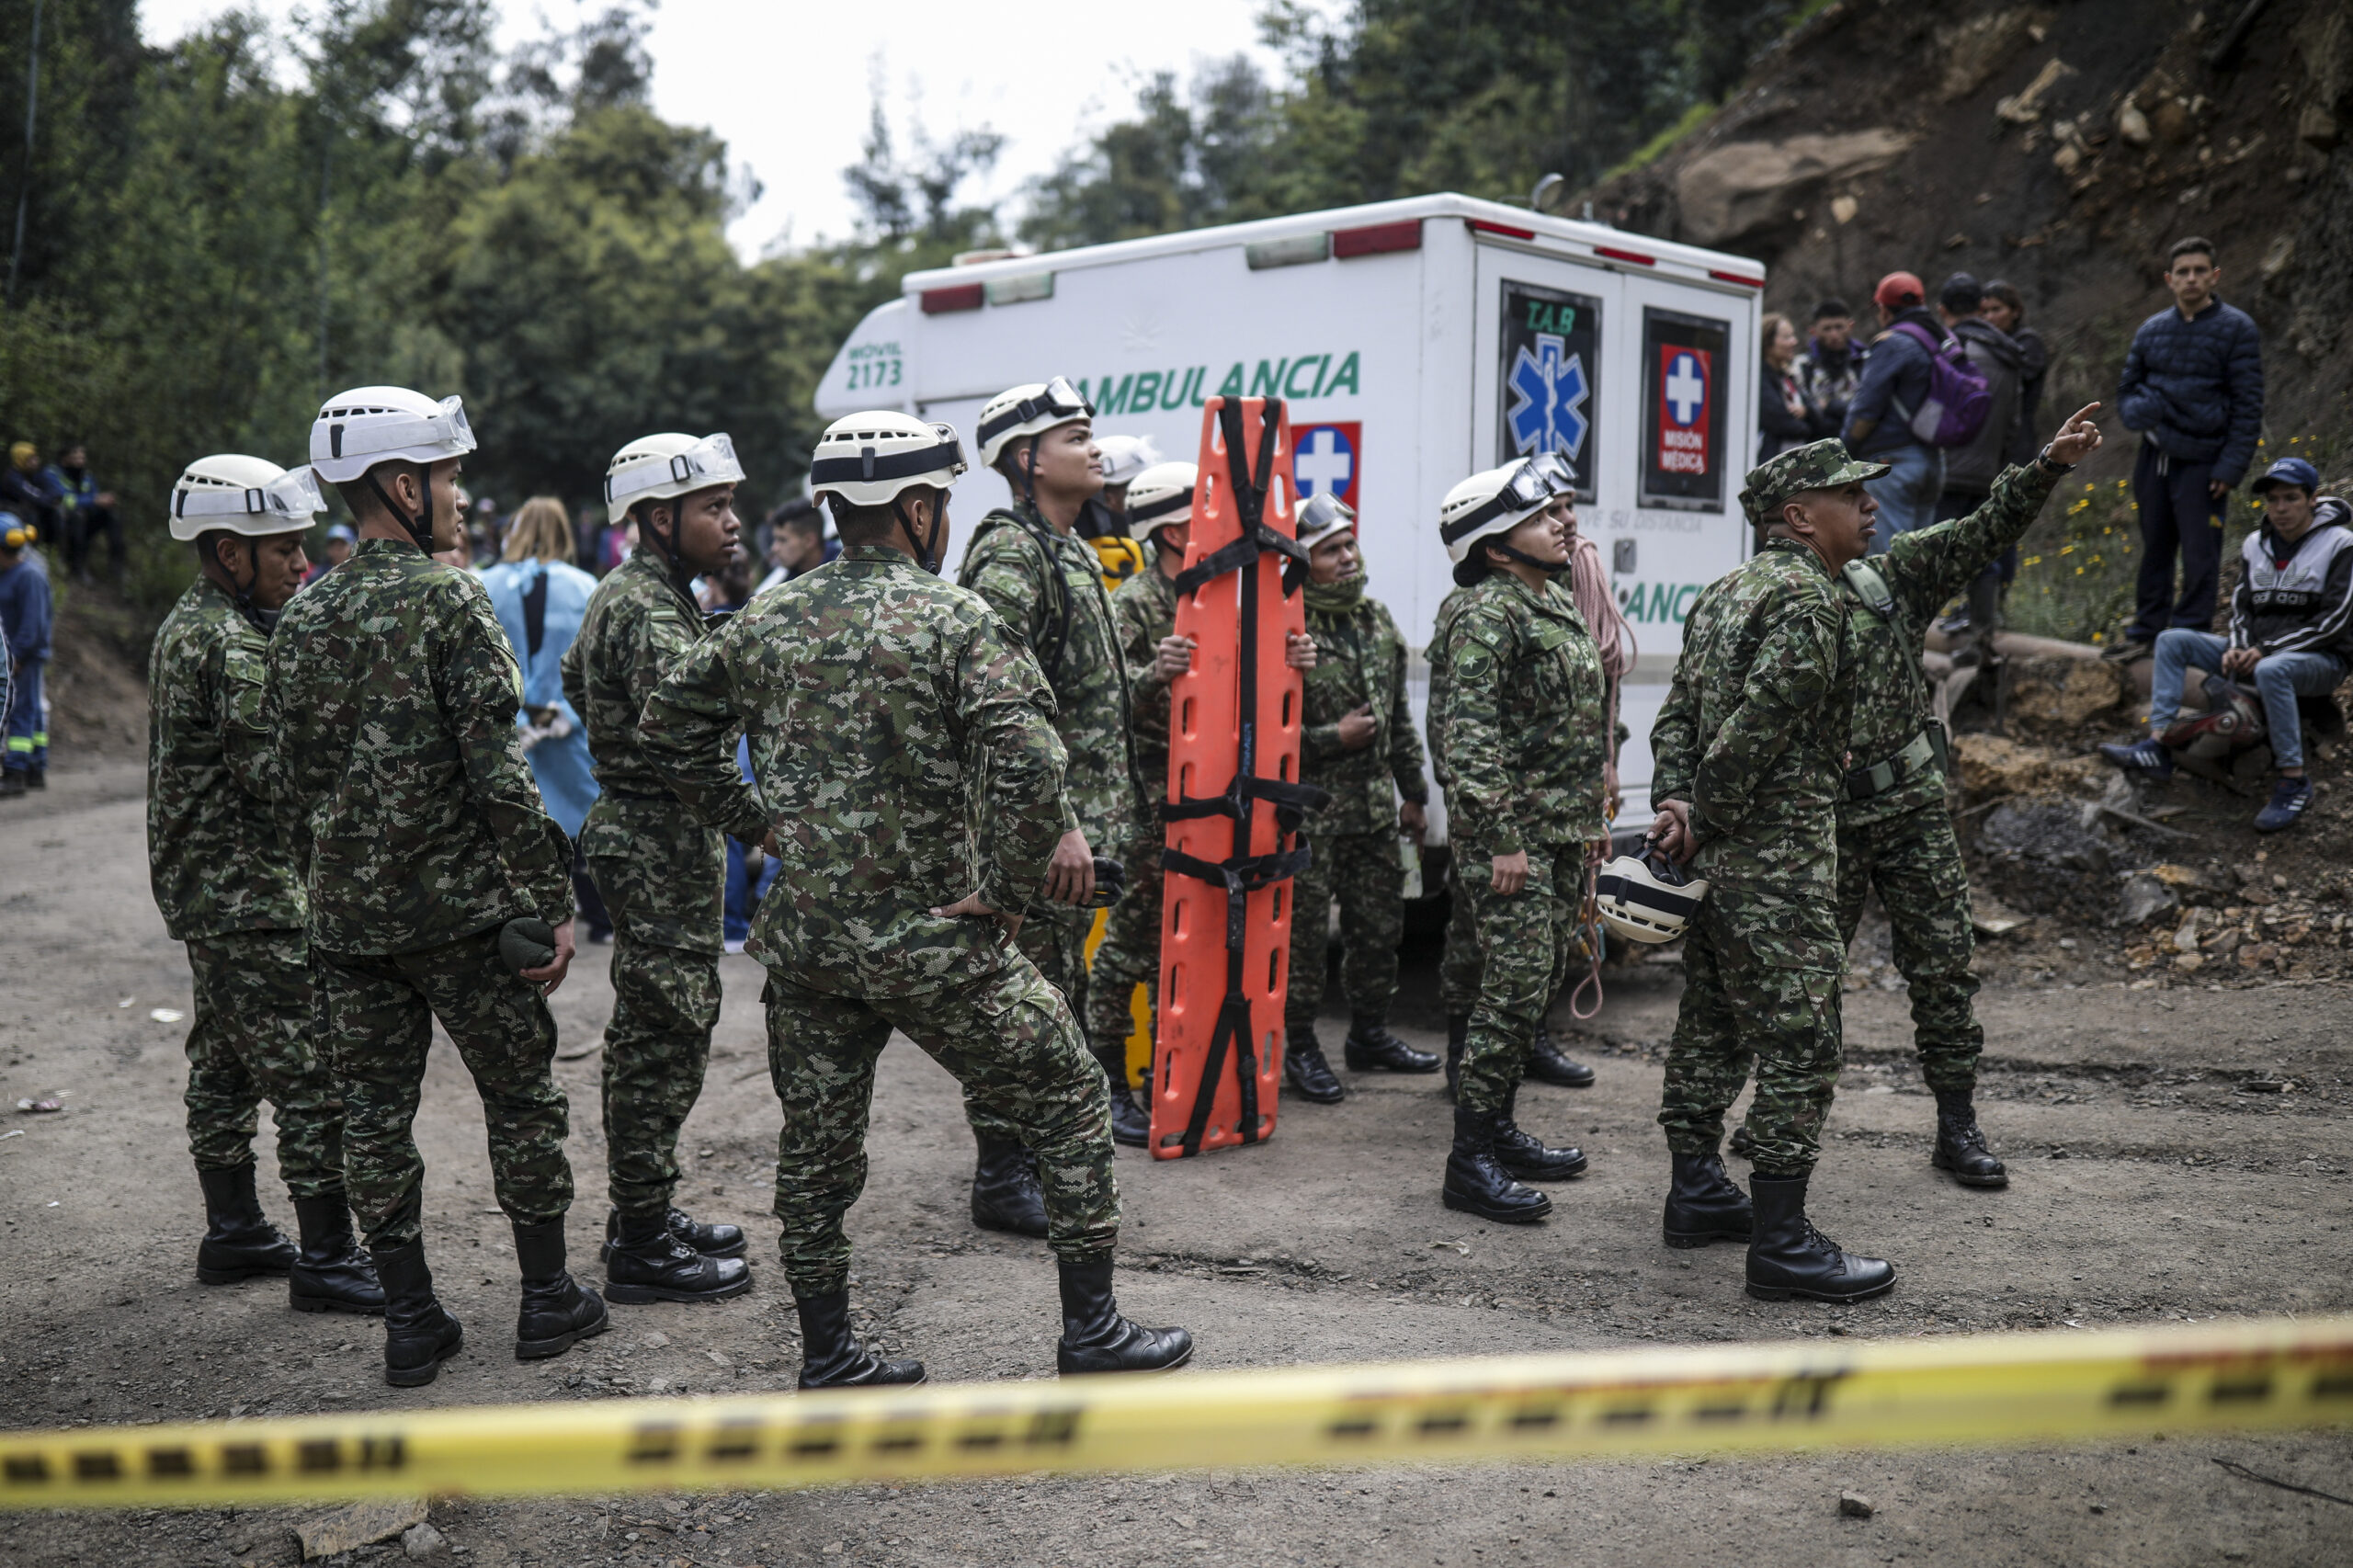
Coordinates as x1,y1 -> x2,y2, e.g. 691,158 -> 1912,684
150,454 -> 381,1316
1086,460 -> 1196,1147
561,433 -> 756,1304
1283,494 -> 1437,1101
1427,460 -> 1604,1224
1648,437 -> 1893,1302
1729,407 -> 2102,1187
640,409 -> 1191,1384
270,386 -> 606,1385
952,380 -> 1137,1232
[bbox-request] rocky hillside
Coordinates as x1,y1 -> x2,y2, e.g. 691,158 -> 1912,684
1589,0 -> 2353,466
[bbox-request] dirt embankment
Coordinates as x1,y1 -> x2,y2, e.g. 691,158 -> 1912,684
1590,0 -> 2353,466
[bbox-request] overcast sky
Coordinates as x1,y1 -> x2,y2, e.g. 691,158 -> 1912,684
138,0 -> 1298,255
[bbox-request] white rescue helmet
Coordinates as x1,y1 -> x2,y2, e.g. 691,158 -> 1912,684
603,432 -> 746,527
1123,460 -> 1199,545
308,385 -> 475,484
167,454 -> 325,541
1595,849 -> 1708,944
975,377 -> 1093,470
1295,492 -> 1356,551
1095,434 -> 1162,490
1438,451 -> 1575,568
807,412 -> 968,508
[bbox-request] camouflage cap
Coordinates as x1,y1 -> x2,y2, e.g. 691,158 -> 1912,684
1739,438 -> 1891,528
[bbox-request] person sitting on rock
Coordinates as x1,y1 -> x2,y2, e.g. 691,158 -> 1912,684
2099,456 -> 2352,832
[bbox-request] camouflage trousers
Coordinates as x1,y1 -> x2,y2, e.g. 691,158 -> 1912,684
598,933 -> 721,1216
314,926 -> 573,1250
1285,828 -> 1406,1028
969,899 -> 1094,1142
1453,840 -> 1588,1116
1438,858 -> 1482,1016
1658,900 -> 1845,1177
766,952 -> 1118,1297
1836,802 -> 1981,1094
183,928 -> 346,1199
1084,828 -> 1163,1085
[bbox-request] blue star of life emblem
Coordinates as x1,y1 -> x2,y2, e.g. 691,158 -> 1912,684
1506,333 -> 1590,460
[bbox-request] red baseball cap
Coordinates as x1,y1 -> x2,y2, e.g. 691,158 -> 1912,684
1873,270 -> 1926,310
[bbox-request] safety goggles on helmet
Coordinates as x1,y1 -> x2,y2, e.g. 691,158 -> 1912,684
172,466 -> 326,528
605,433 -> 745,512
1595,849 -> 1709,944
976,376 -> 1093,456
1439,459 -> 1554,551
1295,491 -> 1357,548
1525,449 -> 1579,497
327,395 -> 472,467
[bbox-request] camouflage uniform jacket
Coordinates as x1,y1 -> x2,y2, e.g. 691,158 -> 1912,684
561,550 -> 724,952
147,578 -> 305,940
1839,460 -> 2058,828
265,538 -> 574,956
1300,578 -> 1427,836
1650,539 -> 1853,971
1430,571 -> 1607,855
1111,562 -> 1180,795
958,505 -> 1139,857
639,544 -> 1077,998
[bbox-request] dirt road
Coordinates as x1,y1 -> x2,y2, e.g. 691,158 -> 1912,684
4,761 -> 2349,1566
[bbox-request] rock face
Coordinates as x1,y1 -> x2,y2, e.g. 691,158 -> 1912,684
2007,656 -> 2130,728
1673,131 -> 1915,246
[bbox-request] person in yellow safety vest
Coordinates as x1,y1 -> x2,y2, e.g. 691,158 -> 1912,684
1085,434 -> 1161,591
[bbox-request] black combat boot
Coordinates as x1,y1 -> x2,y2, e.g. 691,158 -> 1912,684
23,763 -> 43,790
288,1192 -> 386,1314
195,1163 -> 298,1284
1099,1050 -> 1152,1148
601,1206 -> 749,1261
1444,1013 -> 1469,1102
1522,1024 -> 1597,1088
1492,1083 -> 1587,1182
603,1208 -> 753,1304
0,771 -> 23,799
1745,1173 -> 1895,1303
1054,1256 -> 1194,1375
1441,1105 -> 1552,1224
794,1290 -> 926,1389
1343,1015 -> 1441,1074
371,1241 -> 463,1388
970,1135 -> 1050,1236
512,1219 -> 610,1360
1930,1087 -> 2009,1189
1661,1151 -> 1753,1248
1283,1021 -> 1346,1104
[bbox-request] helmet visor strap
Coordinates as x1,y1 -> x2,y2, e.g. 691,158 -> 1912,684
365,468 -> 436,553
892,491 -> 945,574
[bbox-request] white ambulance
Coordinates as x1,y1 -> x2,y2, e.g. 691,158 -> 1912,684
813,191 -> 1765,844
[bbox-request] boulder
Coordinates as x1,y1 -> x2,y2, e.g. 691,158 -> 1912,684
1674,131 -> 1915,246
2117,870 -> 2179,927
1953,733 -> 2097,800
2008,656 -> 2129,727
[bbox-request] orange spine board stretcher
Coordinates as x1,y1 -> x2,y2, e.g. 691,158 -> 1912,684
1150,397 -> 1324,1158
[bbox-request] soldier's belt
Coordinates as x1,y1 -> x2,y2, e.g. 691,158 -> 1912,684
1844,725 -> 1948,801
5,1315 -> 2347,1508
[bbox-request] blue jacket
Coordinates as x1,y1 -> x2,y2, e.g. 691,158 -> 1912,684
481,556 -> 601,838
1,551 -> 53,662
1841,307 -> 1944,459
2117,298 -> 2264,485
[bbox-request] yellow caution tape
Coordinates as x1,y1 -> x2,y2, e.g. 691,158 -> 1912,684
5,1315 -> 2348,1509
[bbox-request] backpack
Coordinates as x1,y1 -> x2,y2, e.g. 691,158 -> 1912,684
1887,320 -> 1992,449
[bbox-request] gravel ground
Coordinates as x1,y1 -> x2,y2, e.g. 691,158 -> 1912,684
3,762 -> 2349,1566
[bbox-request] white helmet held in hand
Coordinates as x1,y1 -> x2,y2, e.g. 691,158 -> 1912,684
604,432 -> 746,527
975,377 -> 1093,470
1124,460 -> 1198,545
168,454 -> 324,541
309,385 -> 474,483
1595,849 -> 1708,944
1095,433 -> 1162,490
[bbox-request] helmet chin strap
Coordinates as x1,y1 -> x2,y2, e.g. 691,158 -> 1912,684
218,538 -> 277,633
1487,540 -> 1570,575
366,470 -> 438,553
892,494 -> 944,574
643,501 -> 700,606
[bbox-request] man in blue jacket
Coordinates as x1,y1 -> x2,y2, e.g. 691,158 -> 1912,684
1842,271 -> 1947,554
0,509 -> 51,795
2111,237 -> 2264,661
